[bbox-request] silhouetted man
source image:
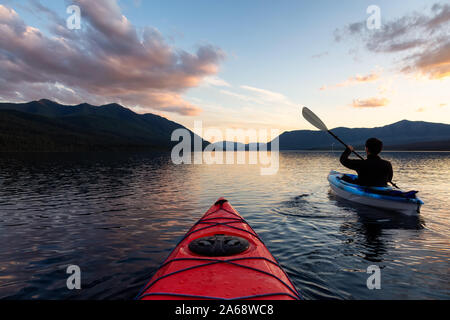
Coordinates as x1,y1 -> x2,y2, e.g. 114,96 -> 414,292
340,138 -> 393,187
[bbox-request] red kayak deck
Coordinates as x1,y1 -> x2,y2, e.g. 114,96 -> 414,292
137,198 -> 300,300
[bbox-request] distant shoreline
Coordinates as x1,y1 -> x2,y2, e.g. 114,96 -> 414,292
1,100 -> 449,153
1,150 -> 449,154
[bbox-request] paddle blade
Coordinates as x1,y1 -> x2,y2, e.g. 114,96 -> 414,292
302,107 -> 328,131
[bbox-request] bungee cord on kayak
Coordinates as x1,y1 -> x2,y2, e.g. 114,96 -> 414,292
137,257 -> 301,300
139,292 -> 299,300
137,199 -> 301,300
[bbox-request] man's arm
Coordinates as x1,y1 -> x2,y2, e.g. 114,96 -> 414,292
340,146 -> 363,171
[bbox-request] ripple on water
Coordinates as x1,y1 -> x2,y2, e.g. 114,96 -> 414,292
0,151 -> 448,300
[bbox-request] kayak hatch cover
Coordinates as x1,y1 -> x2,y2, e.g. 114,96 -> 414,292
328,171 -> 424,215
136,198 -> 301,300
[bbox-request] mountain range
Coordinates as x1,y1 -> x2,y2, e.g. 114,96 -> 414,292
0,100 -> 449,152
0,100 -> 205,152
274,120 -> 450,151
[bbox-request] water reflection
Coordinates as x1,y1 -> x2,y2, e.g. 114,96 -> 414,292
328,192 -> 425,230
330,192 -> 424,263
0,151 -> 448,300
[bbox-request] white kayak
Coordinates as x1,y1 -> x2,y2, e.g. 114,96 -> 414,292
328,171 -> 424,216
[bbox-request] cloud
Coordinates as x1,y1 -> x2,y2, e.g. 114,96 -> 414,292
401,41 -> 450,79
240,85 -> 289,103
240,85 -> 295,107
415,103 -> 448,112
202,76 -> 231,87
219,85 -> 295,108
320,69 -> 381,90
334,2 -> 450,80
351,97 -> 389,108
220,89 -> 256,103
311,51 -> 328,59
0,1 -> 225,115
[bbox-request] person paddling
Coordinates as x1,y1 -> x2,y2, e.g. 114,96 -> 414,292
340,138 -> 393,187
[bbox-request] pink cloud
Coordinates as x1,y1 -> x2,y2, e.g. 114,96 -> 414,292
0,1 -> 225,116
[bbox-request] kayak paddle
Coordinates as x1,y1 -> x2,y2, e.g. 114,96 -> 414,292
301,107 -> 364,160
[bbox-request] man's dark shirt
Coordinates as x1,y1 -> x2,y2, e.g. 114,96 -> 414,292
340,148 -> 393,186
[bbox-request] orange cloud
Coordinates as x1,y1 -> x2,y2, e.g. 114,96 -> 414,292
402,41 -> 450,79
320,70 -> 380,90
351,97 -> 389,108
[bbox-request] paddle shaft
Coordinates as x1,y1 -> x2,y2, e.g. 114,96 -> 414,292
302,107 -> 400,188
327,130 -> 365,160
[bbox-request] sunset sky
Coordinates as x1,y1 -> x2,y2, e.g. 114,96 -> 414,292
0,0 -> 449,141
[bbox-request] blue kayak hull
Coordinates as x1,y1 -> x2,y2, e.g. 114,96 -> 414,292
328,171 -> 424,215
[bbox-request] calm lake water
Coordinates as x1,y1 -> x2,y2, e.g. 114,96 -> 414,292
0,151 -> 449,300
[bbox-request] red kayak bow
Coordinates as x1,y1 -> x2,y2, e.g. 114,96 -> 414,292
137,198 -> 300,300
